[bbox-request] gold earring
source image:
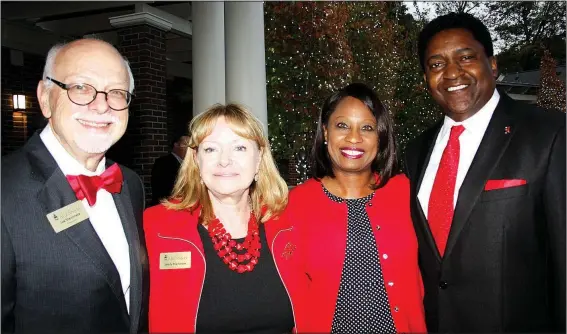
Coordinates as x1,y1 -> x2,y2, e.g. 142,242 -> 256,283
254,174 -> 259,182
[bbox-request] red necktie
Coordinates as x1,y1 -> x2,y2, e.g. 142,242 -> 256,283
428,125 -> 465,256
66,163 -> 123,206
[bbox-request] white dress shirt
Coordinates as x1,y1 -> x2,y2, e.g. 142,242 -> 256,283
418,89 -> 500,219
40,125 -> 131,313
172,152 -> 183,164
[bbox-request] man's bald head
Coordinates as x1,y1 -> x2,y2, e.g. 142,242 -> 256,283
42,38 -> 134,93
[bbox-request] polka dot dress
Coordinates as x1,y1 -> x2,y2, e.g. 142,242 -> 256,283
324,185 -> 397,334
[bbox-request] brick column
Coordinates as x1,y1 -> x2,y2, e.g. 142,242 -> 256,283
110,14 -> 172,205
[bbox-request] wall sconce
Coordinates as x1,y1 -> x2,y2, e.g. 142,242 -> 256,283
13,94 -> 26,111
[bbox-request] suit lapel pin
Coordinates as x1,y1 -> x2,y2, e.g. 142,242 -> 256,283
504,126 -> 511,134
282,242 -> 296,260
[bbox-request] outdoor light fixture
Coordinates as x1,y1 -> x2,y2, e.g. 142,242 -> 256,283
13,94 -> 26,111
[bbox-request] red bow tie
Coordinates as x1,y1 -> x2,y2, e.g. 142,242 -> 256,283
66,163 -> 123,206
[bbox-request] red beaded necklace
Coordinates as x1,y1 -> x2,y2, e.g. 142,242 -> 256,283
207,212 -> 261,273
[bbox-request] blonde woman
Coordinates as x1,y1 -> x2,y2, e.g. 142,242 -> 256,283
144,104 -> 302,333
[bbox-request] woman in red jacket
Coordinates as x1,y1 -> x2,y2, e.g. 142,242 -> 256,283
286,83 -> 427,333
144,103 -> 300,333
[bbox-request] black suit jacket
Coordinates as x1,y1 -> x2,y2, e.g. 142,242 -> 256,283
1,133 -> 149,334
150,153 -> 181,205
405,92 -> 566,332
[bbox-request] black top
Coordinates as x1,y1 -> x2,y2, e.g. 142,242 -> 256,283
196,223 -> 294,334
323,185 -> 396,334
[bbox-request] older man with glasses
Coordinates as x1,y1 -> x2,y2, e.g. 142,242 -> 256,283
1,38 -> 149,334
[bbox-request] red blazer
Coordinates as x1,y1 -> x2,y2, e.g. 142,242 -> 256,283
285,174 -> 427,333
143,204 -> 303,333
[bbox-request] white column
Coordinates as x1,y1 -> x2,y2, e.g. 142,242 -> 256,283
224,2 -> 268,133
192,1 -> 225,116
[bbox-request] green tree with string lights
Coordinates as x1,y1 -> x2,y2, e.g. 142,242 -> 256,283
265,2 -> 356,182
537,48 -> 566,112
391,4 -> 440,170
265,1 -> 444,183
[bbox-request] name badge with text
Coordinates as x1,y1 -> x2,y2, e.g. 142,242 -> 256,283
160,252 -> 191,270
46,200 -> 89,233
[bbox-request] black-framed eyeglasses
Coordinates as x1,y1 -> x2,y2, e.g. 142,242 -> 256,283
46,77 -> 134,111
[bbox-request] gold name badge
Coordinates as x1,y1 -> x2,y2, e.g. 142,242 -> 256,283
46,200 -> 89,233
160,252 -> 191,270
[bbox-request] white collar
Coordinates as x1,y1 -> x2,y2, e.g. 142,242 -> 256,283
440,88 -> 500,136
171,152 -> 183,163
39,124 -> 106,177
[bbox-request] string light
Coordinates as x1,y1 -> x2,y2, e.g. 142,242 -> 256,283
537,49 -> 566,112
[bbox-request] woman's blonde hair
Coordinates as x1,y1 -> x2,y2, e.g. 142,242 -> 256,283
163,103 -> 289,225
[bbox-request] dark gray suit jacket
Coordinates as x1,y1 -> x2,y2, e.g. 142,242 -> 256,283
405,92 -> 566,332
150,153 -> 181,206
1,133 -> 149,333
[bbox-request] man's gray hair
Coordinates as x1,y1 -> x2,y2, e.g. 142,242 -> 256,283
42,38 -> 135,93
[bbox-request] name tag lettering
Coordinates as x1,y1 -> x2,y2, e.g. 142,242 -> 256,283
160,251 -> 191,270
46,201 -> 89,233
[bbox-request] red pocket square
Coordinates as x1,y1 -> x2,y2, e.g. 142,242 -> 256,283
484,179 -> 527,191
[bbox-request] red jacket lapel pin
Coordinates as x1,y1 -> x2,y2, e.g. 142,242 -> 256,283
282,242 -> 296,260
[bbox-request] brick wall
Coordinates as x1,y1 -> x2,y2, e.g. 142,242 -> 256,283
1,47 -> 46,156
113,25 -> 169,205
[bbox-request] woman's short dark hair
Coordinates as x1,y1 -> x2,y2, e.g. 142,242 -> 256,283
310,82 -> 397,190
418,12 -> 494,73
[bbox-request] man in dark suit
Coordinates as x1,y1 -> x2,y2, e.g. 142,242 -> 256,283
405,12 -> 565,332
2,38 -> 148,333
150,134 -> 189,205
